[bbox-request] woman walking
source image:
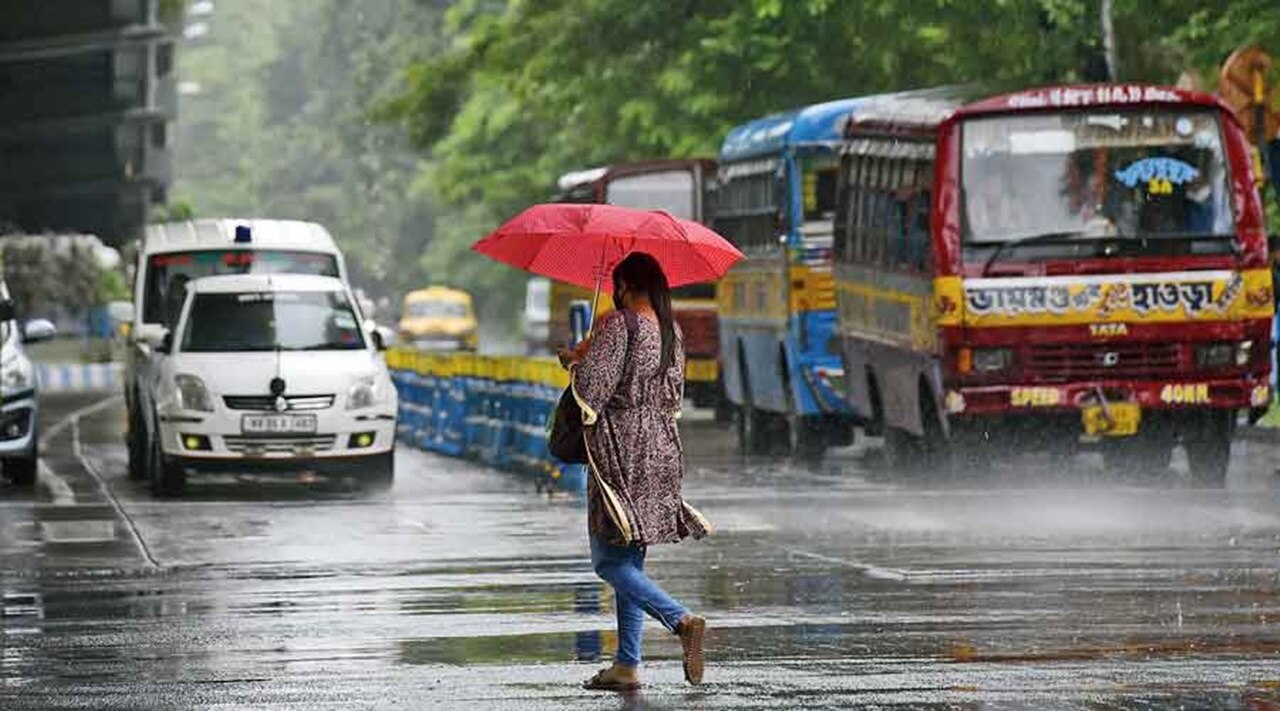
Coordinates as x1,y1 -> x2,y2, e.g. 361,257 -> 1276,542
560,252 -> 712,691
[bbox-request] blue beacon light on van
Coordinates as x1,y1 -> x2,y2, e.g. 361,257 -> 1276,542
234,225 -> 253,243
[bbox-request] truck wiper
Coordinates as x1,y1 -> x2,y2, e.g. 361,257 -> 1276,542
977,231 -> 1086,277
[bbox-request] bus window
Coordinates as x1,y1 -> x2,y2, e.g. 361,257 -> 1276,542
856,158 -> 873,263
714,165 -> 781,254
802,164 -> 839,222
606,170 -> 696,220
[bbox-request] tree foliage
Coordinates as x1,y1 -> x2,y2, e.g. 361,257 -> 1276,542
174,1 -> 1280,322
2,237 -> 109,320
381,0 -> 1280,315
172,0 -> 445,304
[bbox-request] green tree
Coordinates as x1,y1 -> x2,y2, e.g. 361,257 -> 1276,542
172,0 -> 446,305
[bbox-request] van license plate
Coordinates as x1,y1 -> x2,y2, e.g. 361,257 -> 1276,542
1081,403 -> 1140,437
241,414 -> 318,434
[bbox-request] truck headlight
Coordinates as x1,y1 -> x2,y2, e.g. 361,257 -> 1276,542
174,373 -> 214,412
1195,342 -> 1234,368
972,348 -> 1013,373
347,376 -> 379,410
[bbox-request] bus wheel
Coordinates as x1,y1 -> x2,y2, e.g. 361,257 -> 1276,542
949,424 -> 992,473
736,401 -> 770,456
917,385 -> 953,475
712,377 -> 734,426
785,415 -> 826,461
1185,411 -> 1233,487
883,427 -> 923,474
735,351 -> 769,456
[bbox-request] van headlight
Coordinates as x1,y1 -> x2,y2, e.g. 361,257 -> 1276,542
174,373 -> 214,412
347,375 -> 380,410
2,355 -> 34,393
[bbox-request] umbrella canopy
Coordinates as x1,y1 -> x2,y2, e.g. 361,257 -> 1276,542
472,203 -> 742,292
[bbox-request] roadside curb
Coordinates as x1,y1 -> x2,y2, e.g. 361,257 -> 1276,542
35,362 -> 121,393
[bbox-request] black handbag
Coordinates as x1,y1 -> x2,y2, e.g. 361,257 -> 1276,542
547,310 -> 638,463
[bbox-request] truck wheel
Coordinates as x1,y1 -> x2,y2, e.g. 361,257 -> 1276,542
1185,411 -> 1233,487
149,436 -> 185,498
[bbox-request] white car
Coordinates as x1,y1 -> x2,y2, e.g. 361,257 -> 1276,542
0,284 -> 56,487
145,273 -> 397,496
125,219 -> 352,483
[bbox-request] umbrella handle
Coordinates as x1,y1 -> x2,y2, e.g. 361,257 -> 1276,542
587,272 -> 602,337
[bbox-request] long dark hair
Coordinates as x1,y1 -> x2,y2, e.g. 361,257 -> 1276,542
612,252 -> 676,373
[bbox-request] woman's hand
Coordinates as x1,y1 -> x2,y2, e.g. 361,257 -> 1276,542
557,336 -> 593,368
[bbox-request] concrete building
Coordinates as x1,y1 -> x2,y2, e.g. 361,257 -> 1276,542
0,1 -> 181,245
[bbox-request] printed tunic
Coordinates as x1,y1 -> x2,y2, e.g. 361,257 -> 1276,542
571,310 -> 710,546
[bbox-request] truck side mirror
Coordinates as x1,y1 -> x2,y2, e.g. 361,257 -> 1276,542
0,299 -> 14,322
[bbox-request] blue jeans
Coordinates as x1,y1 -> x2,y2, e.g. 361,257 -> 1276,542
590,536 -> 689,667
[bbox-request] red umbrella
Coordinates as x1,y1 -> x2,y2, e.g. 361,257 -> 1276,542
472,203 -> 743,294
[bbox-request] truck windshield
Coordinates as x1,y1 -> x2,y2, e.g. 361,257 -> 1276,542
961,109 -> 1233,248
144,250 -> 340,326
182,290 -> 365,353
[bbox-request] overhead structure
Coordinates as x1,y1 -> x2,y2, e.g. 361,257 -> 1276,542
0,0 -> 181,244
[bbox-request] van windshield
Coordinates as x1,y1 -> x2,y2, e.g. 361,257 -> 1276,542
144,250 -> 340,326
181,290 -> 365,353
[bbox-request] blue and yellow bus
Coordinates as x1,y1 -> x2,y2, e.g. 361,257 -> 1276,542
714,98 -> 865,456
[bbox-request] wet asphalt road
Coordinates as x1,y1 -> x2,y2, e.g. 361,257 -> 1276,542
3,393 -> 1280,709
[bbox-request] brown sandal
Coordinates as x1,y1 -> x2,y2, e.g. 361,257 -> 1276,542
582,668 -> 641,692
677,614 -> 706,685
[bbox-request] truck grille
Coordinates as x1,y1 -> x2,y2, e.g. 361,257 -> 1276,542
1024,342 -> 1182,382
223,394 -> 335,411
224,435 -> 337,454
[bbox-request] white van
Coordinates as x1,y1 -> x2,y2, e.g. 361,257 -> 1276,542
145,274 -> 396,495
124,219 -> 354,481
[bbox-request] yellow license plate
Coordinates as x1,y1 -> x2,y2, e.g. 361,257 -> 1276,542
685,358 -> 718,383
1081,402 -> 1141,437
